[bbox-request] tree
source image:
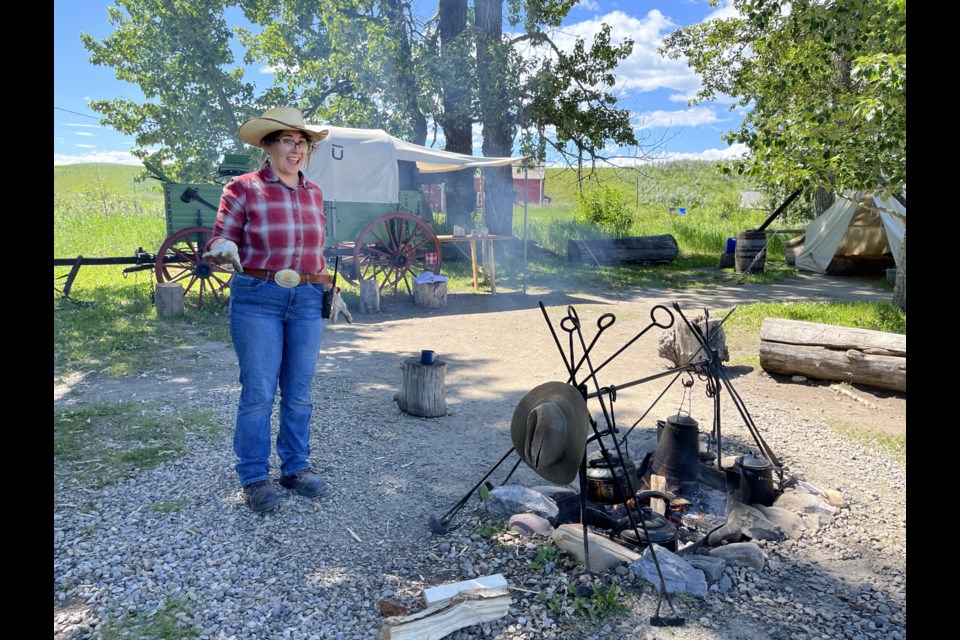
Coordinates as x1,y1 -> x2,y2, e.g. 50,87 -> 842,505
83,0 -> 643,238
660,0 -> 906,310
81,0 -> 257,181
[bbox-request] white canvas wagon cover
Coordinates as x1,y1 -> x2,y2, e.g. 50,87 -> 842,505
302,125 -> 522,204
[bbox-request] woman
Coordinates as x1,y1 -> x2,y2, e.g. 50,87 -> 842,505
203,106 -> 332,513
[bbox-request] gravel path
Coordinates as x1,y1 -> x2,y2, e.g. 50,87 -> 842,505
54,274 -> 906,640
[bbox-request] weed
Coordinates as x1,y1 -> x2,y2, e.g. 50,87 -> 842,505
150,498 -> 189,514
100,597 -> 199,640
527,541 -> 564,569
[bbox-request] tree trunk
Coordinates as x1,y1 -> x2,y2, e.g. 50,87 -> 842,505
893,225 -> 906,312
812,188 -> 834,217
438,0 -> 474,230
476,0 -> 515,240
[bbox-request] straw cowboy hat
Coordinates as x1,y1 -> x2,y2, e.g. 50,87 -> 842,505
238,106 -> 330,148
511,381 -> 590,485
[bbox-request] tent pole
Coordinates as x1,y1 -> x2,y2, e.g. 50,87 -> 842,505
522,167 -> 529,295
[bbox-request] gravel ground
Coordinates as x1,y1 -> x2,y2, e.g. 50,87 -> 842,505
54,274 -> 906,640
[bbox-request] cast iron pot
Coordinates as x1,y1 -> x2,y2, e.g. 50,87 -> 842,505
619,507 -> 679,551
585,450 -> 642,504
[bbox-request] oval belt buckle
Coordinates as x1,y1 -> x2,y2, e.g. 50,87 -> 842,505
274,269 -> 301,288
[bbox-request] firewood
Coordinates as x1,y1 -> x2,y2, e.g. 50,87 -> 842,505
376,588 -> 510,640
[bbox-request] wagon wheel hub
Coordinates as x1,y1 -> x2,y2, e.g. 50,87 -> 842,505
194,261 -> 214,279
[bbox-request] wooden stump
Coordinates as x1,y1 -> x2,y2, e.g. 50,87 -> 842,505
359,278 -> 381,314
657,314 -> 729,369
155,282 -> 184,317
414,281 -> 447,309
397,358 -> 447,417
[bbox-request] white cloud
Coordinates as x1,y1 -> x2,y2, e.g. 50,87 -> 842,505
75,131 -> 94,137
65,123 -> 103,129
576,0 -> 601,11
552,10 -> 701,95
636,106 -> 724,130
54,151 -> 143,166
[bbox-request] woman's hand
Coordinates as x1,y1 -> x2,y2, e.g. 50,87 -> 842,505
203,240 -> 243,272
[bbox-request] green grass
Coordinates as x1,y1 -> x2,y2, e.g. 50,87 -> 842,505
54,162 -> 905,386
100,597 -> 200,640
54,401 -> 220,489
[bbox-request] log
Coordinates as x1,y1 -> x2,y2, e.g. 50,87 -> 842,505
397,358 -> 447,417
657,314 -> 729,369
377,588 -> 510,640
413,280 -> 447,309
423,574 -> 508,607
650,474 -> 667,515
155,282 -> 184,317
759,318 -> 906,392
567,234 -> 679,265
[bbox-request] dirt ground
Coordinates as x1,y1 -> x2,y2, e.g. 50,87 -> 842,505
54,272 -> 906,443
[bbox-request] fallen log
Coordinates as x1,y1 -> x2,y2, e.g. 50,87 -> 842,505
759,318 -> 906,392
567,234 -> 678,265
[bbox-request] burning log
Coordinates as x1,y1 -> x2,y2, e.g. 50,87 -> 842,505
759,318 -> 906,392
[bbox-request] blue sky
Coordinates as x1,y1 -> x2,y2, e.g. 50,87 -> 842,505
54,0 -> 748,166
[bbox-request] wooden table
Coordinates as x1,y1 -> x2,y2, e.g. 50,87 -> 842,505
436,234 -> 511,293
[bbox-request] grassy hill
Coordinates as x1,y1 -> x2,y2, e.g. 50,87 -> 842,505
54,164 -> 164,201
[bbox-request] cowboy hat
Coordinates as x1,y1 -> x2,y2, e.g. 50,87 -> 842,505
511,381 -> 590,485
238,106 -> 330,147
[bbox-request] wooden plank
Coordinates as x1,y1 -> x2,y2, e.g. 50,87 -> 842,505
423,574 -> 508,607
649,475 -> 667,515
377,589 -> 510,640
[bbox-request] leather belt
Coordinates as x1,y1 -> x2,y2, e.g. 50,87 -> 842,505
244,268 -> 333,287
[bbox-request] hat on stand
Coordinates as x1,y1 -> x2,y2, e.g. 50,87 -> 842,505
510,381 -> 590,484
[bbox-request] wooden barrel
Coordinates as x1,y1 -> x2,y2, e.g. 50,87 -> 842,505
735,230 -> 768,274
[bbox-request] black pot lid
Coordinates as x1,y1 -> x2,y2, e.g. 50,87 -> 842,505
667,413 -> 698,428
587,450 -> 632,469
620,512 -> 677,544
737,452 -> 771,470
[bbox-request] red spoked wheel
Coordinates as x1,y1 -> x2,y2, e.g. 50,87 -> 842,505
154,226 -> 232,309
352,213 -> 442,295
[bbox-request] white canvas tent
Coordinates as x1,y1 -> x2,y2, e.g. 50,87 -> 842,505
302,125 -> 523,204
795,190 -> 906,273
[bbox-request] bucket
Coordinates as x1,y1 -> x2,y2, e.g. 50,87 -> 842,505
735,230 -> 767,274
725,237 -> 736,254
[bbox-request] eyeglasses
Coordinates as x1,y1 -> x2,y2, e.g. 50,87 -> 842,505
277,137 -> 312,151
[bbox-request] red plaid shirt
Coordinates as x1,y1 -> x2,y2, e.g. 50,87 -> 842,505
210,164 -> 327,273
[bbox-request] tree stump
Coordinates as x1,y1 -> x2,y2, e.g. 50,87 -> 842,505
414,281 -> 448,309
359,278 -> 381,314
397,358 -> 447,417
657,314 -> 729,370
155,282 -> 184,317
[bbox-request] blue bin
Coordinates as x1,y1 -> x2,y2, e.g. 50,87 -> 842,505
725,237 -> 736,254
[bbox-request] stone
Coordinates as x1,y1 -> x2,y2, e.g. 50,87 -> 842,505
755,505 -> 807,539
708,542 -> 767,571
628,545 -> 708,596
508,513 -> 554,536
685,555 -> 727,583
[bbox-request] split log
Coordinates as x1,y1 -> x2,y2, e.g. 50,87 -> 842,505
567,234 -> 678,265
423,574 -> 508,607
397,358 -> 447,417
377,588 -> 510,640
413,281 -> 447,309
759,318 -> 906,392
155,282 -> 184,317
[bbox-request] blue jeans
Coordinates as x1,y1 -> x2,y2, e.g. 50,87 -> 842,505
228,273 -> 326,487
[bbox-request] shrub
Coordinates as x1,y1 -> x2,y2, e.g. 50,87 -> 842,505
574,186 -> 634,237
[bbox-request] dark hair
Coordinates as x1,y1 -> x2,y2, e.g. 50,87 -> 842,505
259,130 -> 312,169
